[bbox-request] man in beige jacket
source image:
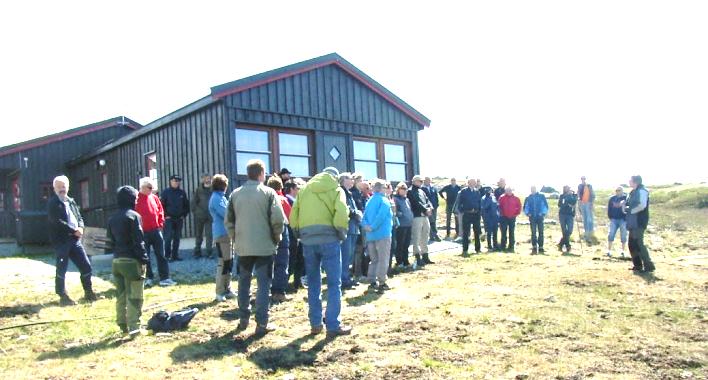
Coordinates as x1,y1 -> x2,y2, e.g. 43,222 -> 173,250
226,159 -> 286,335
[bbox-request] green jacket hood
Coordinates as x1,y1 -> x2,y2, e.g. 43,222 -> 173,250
306,172 -> 339,193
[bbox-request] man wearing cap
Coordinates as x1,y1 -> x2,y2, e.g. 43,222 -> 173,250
191,173 -> 213,258
161,175 -> 190,261
279,168 -> 292,183
290,166 -> 352,337
408,175 -> 434,267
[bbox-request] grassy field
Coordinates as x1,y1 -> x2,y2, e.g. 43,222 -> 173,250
0,184 -> 706,379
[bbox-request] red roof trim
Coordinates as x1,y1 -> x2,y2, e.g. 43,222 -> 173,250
0,121 -> 138,158
211,59 -> 430,127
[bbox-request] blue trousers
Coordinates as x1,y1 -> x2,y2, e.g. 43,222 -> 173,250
340,232 -> 357,287
238,255 -> 274,326
54,237 -> 93,295
163,217 -> 183,259
303,241 -> 342,331
144,229 -> 169,281
271,229 -> 290,295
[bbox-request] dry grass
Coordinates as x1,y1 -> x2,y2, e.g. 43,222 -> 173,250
0,184 -> 706,379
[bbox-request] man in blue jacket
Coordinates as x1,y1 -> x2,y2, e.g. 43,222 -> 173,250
423,177 -> 440,242
361,179 -> 393,293
160,175 -> 190,261
457,178 -> 482,256
523,186 -> 549,254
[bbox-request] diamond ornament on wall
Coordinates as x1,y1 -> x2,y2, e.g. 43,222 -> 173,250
329,147 -> 341,161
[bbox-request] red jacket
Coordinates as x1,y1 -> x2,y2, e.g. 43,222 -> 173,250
136,192 -> 165,232
498,194 -> 522,219
277,190 -> 292,220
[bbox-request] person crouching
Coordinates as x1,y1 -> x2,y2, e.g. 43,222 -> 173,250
107,186 -> 149,337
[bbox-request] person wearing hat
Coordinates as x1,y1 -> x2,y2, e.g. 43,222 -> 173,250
160,175 -> 190,261
290,166 -> 352,337
191,173 -> 213,258
407,174 -> 434,267
279,168 -> 292,183
107,185 -> 149,336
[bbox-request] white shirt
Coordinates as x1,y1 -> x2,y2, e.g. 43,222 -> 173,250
63,199 -> 78,229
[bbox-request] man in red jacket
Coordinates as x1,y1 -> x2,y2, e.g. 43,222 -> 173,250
498,187 -> 521,253
136,177 -> 176,287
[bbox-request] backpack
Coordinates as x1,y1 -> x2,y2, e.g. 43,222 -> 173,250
147,308 -> 199,332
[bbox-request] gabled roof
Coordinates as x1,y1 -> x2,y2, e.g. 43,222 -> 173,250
210,53 -> 431,127
0,116 -> 141,158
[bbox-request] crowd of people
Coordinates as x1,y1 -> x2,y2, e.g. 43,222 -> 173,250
46,166 -> 655,338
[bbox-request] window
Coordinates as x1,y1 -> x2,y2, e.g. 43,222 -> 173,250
101,172 -> 109,193
40,183 -> 53,202
145,152 -> 158,184
235,129 -> 271,175
279,133 -> 311,177
79,180 -> 89,209
353,140 -> 379,179
384,143 -> 407,181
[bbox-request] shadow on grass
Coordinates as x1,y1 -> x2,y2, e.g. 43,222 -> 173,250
170,327 -> 267,363
37,334 -> 129,361
248,334 -> 334,370
345,288 -> 382,306
0,301 -> 58,318
633,271 -> 662,284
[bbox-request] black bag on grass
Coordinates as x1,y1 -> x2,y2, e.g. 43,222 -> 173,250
147,308 -> 199,332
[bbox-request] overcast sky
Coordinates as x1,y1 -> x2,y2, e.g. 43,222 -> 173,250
1,1 -> 706,190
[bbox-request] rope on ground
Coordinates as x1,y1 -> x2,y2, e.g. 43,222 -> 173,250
0,295 -> 211,331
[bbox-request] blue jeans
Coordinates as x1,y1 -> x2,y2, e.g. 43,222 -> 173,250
340,233 -> 357,286
271,229 -> 290,295
54,238 -> 93,295
163,217 -> 183,259
144,230 -> 169,281
559,213 -> 574,249
608,218 -> 627,243
237,255 -> 274,326
303,241 -> 342,331
579,203 -> 594,236
529,215 -> 545,249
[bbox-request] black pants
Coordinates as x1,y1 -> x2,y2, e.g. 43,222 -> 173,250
500,217 -> 516,251
628,227 -> 654,270
54,238 -> 93,295
428,208 -> 438,240
445,206 -> 459,236
395,226 -> 412,265
194,216 -> 213,253
287,226 -> 304,287
163,217 -> 183,259
462,212 -> 481,253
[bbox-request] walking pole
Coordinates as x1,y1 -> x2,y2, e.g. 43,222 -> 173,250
575,211 -> 585,255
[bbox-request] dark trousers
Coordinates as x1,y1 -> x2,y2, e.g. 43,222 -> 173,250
462,212 -> 481,253
500,217 -> 516,251
271,229 -> 290,295
238,255 -> 274,326
445,206 -> 460,236
628,227 -> 655,270
163,217 -> 183,259
144,229 -> 169,281
194,216 -> 213,253
484,221 -> 499,249
395,226 -> 412,265
529,216 -> 545,250
54,238 -> 93,295
559,214 -> 574,249
287,226 -> 304,288
428,208 -> 438,240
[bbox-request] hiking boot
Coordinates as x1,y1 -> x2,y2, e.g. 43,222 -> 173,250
379,283 -> 391,291
327,325 -> 352,338
118,323 -> 128,333
461,251 -> 469,258
223,291 -> 236,300
205,249 -> 214,258
237,319 -> 249,331
368,283 -> 378,292
531,247 -> 538,255
606,251 -> 612,257
127,328 -> 146,339
539,248 -> 545,254
272,293 -> 292,303
59,293 -> 76,306
83,290 -> 98,302
159,278 -> 177,287
255,323 -> 277,335
144,279 -> 154,288
193,249 -> 202,258
422,254 -> 434,264
433,236 -> 442,242
214,294 -> 226,302
310,325 -> 324,335
415,254 -> 424,267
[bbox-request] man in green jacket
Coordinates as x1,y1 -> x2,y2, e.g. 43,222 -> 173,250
290,167 -> 352,338
225,159 -> 285,335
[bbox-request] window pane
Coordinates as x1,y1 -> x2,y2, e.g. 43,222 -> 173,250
385,163 -> 407,181
384,144 -> 405,163
236,153 -> 270,175
80,181 -> 89,209
354,160 -> 378,179
353,140 -> 377,160
279,133 -> 309,156
236,129 -> 269,152
280,156 -> 310,177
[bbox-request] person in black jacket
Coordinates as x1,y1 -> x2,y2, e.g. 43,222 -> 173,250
457,178 -> 483,256
423,177 -> 440,242
160,175 -> 190,261
438,178 -> 461,239
407,175 -> 433,267
107,186 -> 149,336
47,175 -> 96,306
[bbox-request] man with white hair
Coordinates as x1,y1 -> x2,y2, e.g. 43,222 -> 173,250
47,175 -> 96,306
136,177 -> 176,287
